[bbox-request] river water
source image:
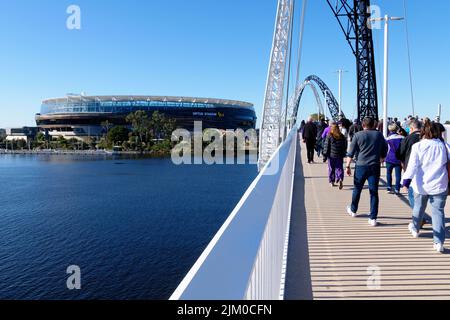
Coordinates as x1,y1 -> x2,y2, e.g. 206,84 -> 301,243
0,155 -> 257,299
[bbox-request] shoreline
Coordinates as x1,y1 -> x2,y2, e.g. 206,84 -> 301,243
0,149 -> 155,156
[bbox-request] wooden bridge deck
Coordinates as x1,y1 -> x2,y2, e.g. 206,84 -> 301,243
285,136 -> 450,300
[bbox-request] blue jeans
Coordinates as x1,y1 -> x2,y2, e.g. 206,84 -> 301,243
351,164 -> 381,220
408,187 -> 415,208
408,187 -> 432,224
386,162 -> 402,192
412,192 -> 447,245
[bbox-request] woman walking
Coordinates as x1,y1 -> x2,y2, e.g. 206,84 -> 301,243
323,124 -> 348,189
385,124 -> 404,194
403,121 -> 450,253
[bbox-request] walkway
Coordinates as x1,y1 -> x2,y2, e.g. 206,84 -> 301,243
285,134 -> 450,300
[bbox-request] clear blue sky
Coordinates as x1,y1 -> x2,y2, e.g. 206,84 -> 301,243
0,0 -> 448,128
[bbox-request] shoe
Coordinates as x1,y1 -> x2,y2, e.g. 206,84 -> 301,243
434,243 -> 445,253
387,188 -> 394,194
339,181 -> 344,190
347,206 -> 357,217
330,183 -> 335,187
368,219 -> 378,227
408,223 -> 419,238
394,189 -> 400,195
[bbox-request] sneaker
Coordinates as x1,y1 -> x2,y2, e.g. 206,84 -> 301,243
330,183 -> 335,188
347,206 -> 357,217
339,181 -> 344,190
368,219 -> 378,227
408,223 -> 419,238
434,243 -> 445,253
387,189 -> 394,194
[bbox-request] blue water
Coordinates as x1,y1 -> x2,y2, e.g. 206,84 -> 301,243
0,155 -> 257,300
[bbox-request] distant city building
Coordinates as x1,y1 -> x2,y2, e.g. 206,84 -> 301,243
5,127 -> 39,142
36,95 -> 257,139
0,129 -> 6,139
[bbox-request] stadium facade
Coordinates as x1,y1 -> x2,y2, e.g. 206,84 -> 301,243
36,95 -> 257,139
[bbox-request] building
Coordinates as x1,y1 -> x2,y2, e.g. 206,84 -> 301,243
5,127 -> 39,142
36,95 -> 257,139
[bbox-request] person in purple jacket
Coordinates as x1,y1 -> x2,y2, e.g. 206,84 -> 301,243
321,120 -> 335,139
385,123 -> 405,194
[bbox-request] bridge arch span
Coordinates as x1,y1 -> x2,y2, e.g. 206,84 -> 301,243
290,75 -> 344,126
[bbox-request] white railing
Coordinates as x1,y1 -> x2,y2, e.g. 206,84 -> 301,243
170,128 -> 298,300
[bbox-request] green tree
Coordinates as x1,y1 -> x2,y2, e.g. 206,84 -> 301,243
107,126 -> 130,145
16,139 -> 26,150
88,136 -> 98,150
126,110 -> 150,152
150,111 -> 176,139
310,113 -> 325,122
56,136 -> 68,149
101,120 -> 113,137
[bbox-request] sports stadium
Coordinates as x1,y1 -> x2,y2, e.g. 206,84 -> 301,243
35,95 -> 257,138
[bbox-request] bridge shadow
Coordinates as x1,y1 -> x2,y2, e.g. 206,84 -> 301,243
284,138 -> 313,300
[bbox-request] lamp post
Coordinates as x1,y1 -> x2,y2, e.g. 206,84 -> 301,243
370,15 -> 404,137
335,69 -> 348,118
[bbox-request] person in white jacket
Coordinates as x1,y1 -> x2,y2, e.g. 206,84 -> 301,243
402,120 -> 450,253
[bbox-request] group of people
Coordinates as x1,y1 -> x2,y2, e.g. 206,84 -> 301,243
299,115 -> 450,253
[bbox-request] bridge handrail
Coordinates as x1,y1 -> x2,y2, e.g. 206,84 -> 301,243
170,128 -> 298,300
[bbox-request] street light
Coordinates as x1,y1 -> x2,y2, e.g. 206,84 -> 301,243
370,15 -> 404,137
334,69 -> 348,118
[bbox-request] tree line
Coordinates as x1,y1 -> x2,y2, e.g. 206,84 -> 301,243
0,111 -> 176,155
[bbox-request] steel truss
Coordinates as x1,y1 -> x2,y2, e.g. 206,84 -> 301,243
258,0 -> 295,170
326,0 -> 379,121
290,75 -> 344,124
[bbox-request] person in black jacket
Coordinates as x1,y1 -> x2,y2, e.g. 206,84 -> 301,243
302,117 -> 318,163
323,123 -> 348,189
396,119 -> 432,228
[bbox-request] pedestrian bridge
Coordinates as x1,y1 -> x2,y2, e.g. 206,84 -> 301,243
171,129 -> 450,300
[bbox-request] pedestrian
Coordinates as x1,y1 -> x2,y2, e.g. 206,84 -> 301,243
316,118 -> 328,161
396,119 -> 431,227
397,127 -> 408,137
402,121 -> 450,253
321,120 -> 334,140
323,123 -> 347,189
385,124 -> 404,194
349,119 -> 363,142
302,117 -> 318,164
299,120 -> 306,135
434,116 -> 447,142
377,119 -> 383,133
346,117 -> 388,227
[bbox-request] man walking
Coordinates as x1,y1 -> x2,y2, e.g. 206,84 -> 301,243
302,117 -> 318,164
346,117 -> 388,226
397,119 -> 422,207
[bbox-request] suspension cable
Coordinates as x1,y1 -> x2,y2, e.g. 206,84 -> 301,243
295,0 -> 308,88
282,0 -> 296,141
403,0 -> 416,116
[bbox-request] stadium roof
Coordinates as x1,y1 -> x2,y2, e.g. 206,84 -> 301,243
43,95 -> 254,109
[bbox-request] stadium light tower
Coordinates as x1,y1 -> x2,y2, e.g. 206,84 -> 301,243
370,15 -> 404,137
